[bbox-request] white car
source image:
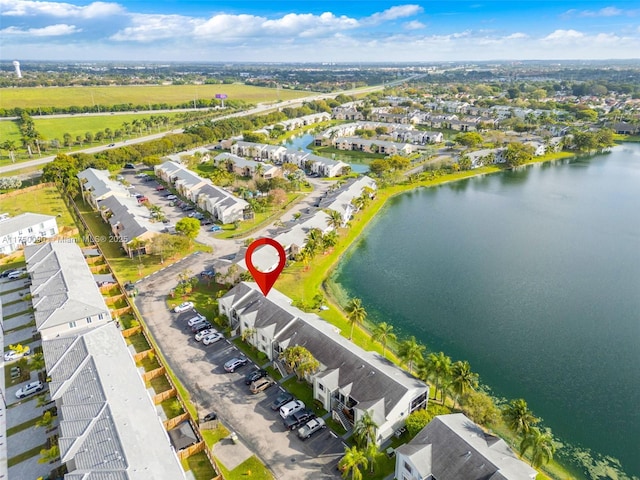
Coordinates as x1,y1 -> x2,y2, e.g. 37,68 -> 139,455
173,302 -> 194,313
8,269 -> 26,280
202,333 -> 223,345
279,400 -> 305,419
166,194 -> 177,200
187,314 -> 207,327
195,329 -> 217,342
4,346 -> 30,362
16,381 -> 44,399
298,417 -> 326,440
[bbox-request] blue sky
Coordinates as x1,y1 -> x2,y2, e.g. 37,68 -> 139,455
1,0 -> 639,62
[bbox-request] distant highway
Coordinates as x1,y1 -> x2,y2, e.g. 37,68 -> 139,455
0,75 -> 424,175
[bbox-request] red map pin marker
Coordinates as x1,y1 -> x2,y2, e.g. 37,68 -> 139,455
245,238 -> 287,297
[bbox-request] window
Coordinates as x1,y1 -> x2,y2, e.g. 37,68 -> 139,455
69,321 -> 77,328
404,462 -> 412,474
86,317 -> 92,324
318,383 -> 325,392
98,313 -> 104,320
260,334 -> 266,342
28,227 -> 33,233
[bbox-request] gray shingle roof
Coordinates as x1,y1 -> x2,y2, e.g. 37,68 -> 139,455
0,212 -> 56,236
42,323 -> 185,480
396,414 -> 537,480
25,242 -> 110,333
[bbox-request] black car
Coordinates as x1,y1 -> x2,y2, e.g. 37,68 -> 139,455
191,322 -> 213,333
283,408 -> 316,430
0,269 -> 16,278
182,205 -> 195,211
244,368 -> 268,385
203,412 -> 217,422
270,391 -> 294,411
200,218 -> 213,225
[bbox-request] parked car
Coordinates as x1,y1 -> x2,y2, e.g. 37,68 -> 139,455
173,302 -> 194,313
244,368 -> 268,385
182,205 -> 195,212
192,322 -> 213,333
188,212 -> 204,219
0,268 -> 16,278
156,185 -> 165,191
203,412 -> 217,422
209,225 -> 222,232
224,357 -> 249,373
16,381 -> 44,399
202,332 -> 224,345
283,408 -> 315,430
250,376 -> 275,394
270,391 -> 294,411
136,196 -> 148,203
4,346 -> 30,362
187,314 -> 207,327
200,270 -> 215,277
7,269 -> 26,280
166,195 -> 177,200
200,218 -> 213,226
297,417 -> 326,440
279,400 -> 305,419
195,328 -> 217,341
124,163 -> 136,169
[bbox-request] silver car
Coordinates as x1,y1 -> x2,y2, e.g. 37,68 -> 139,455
297,417 -> 326,440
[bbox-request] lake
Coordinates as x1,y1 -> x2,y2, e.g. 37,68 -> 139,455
330,145 -> 640,478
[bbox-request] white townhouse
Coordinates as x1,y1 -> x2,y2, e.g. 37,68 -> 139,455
24,242 -> 112,340
231,141 -> 288,163
219,283 -> 429,443
78,168 -> 130,209
214,153 -> 280,179
277,112 -> 331,131
154,161 -> 249,224
395,414 -> 536,480
318,176 -> 377,226
463,148 -> 507,168
0,213 -> 58,255
42,322 -> 186,479
164,146 -> 213,164
236,211 -> 333,272
334,137 -> 414,156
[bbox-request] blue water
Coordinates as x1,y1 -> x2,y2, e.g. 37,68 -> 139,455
331,145 -> 640,478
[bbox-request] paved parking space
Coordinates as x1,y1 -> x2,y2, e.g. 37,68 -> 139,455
4,324 -> 38,346
8,453 -> 56,480
135,254 -> 343,479
1,300 -> 30,317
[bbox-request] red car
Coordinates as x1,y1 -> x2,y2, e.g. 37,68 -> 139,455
156,185 -> 165,191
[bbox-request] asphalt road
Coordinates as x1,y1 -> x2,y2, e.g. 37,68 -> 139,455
134,253 -> 344,479
0,74 -> 423,176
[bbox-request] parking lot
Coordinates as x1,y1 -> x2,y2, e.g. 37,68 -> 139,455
1,274 -> 58,480
134,254 -> 345,479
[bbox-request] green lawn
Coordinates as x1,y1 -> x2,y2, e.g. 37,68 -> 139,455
281,377 -> 326,417
160,397 -> 185,418
1,84 -> 312,110
149,374 -> 172,394
0,185 -> 77,233
7,443 -> 48,467
125,333 -> 152,353
180,451 -> 217,480
216,455 -> 274,480
231,338 -> 269,366
202,423 -> 230,448
6,416 -> 40,436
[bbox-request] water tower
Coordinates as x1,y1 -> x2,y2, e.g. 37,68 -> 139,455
12,61 -> 22,78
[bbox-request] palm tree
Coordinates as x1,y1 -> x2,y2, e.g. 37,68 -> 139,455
449,360 -> 478,405
346,298 -> 367,340
502,399 -> 540,436
326,209 -> 343,229
353,411 -> 378,448
365,443 -> 378,474
398,336 -> 425,373
519,427 -> 556,468
321,230 -> 339,253
372,322 -> 396,358
421,352 -> 452,404
339,446 -> 368,480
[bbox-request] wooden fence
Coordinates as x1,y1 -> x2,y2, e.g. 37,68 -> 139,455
0,182 -> 55,199
122,325 -> 142,338
164,412 -> 190,431
153,387 -> 177,405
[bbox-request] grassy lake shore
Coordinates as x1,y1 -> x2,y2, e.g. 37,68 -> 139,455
275,150 -> 578,480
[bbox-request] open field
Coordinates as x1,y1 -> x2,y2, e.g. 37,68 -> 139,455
0,84 -> 312,110
0,185 -> 76,231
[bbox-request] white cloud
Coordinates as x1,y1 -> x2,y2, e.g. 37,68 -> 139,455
403,20 -> 425,30
366,4 -> 423,24
1,23 -> 81,36
543,29 -> 585,42
111,13 -> 200,42
0,0 -> 123,19
562,6 -> 639,18
505,32 -> 528,39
